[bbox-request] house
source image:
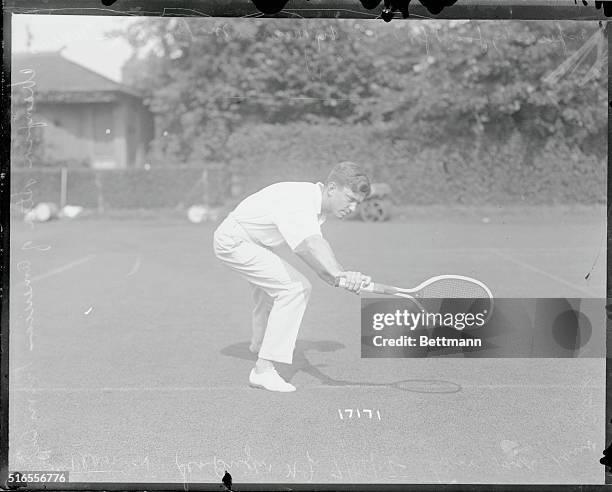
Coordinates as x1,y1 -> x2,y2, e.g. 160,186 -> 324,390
12,51 -> 154,169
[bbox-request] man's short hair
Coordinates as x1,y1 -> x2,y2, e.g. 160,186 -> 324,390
326,161 -> 371,197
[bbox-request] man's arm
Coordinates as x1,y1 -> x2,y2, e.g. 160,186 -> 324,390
294,235 -> 370,292
294,235 -> 343,285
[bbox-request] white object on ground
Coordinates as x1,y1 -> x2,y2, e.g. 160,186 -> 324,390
187,205 -> 209,223
26,202 -> 59,222
60,205 -> 84,219
187,205 -> 220,223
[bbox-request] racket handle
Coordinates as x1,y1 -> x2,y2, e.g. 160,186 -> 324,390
334,276 -> 374,292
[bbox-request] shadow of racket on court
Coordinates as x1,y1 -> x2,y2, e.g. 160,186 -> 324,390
220,340 -> 462,394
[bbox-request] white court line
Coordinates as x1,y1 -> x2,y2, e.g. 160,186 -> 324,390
411,247 -> 597,253
17,255 -> 95,285
492,250 -> 600,297
69,471 -> 126,475
10,384 -> 600,393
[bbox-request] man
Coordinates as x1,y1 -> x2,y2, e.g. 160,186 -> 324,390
213,161 -> 371,392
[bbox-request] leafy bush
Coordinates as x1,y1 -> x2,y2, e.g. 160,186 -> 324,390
227,122 -> 605,204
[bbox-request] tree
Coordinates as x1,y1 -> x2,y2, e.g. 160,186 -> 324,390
375,21 -> 607,162
117,18 -> 421,164
115,18 -> 606,200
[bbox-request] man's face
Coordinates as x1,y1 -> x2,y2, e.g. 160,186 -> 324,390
328,183 -> 365,219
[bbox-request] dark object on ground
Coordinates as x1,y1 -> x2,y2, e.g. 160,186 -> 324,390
354,183 -> 393,222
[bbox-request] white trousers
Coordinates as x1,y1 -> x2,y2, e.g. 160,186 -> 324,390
213,217 -> 311,364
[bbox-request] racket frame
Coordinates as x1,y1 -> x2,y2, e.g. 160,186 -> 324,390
336,274 -> 494,321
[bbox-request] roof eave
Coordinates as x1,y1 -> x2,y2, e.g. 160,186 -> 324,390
37,90 -> 142,104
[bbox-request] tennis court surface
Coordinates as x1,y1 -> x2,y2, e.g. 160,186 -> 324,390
9,205 -> 606,484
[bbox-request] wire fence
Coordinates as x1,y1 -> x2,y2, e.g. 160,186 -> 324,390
10,165 -> 232,211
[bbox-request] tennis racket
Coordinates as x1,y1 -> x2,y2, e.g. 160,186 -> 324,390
335,274 -> 494,321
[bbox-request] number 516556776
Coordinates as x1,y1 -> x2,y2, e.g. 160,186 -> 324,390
7,471 -> 69,483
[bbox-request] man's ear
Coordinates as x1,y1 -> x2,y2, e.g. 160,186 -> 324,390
327,182 -> 337,194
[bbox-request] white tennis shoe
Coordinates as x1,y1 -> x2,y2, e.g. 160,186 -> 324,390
249,367 -> 296,392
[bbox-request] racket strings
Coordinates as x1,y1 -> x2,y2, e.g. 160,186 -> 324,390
415,279 -> 491,299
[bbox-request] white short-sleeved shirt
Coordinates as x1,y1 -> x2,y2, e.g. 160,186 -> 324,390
228,181 -> 327,250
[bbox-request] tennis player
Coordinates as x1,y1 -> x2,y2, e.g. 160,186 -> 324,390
213,162 -> 371,392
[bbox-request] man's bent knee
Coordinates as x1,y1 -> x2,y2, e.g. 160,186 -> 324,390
278,278 -> 311,300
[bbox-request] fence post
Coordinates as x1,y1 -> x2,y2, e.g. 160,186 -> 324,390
60,167 -> 68,209
202,169 -> 208,205
95,172 -> 104,213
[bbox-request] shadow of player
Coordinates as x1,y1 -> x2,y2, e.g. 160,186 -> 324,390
220,340 -> 461,393
220,339 -> 351,386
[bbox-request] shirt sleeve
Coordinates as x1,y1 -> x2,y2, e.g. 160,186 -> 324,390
273,210 -> 322,250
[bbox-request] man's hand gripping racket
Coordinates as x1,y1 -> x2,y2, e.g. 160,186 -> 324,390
335,274 -> 494,322
336,271 -> 371,294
